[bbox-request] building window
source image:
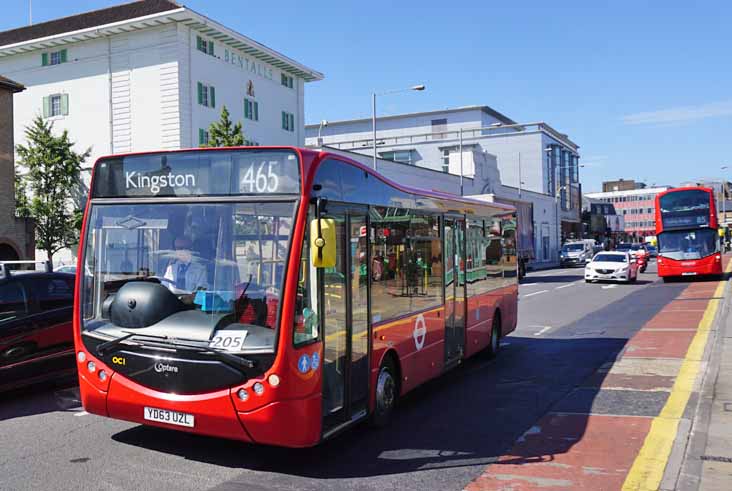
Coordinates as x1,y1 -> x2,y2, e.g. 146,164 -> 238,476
196,36 -> 214,56
282,111 -> 295,132
42,94 -> 68,118
380,150 -> 415,165
244,98 -> 259,121
431,118 -> 448,140
198,128 -> 209,146
42,49 -> 67,66
442,148 -> 451,172
244,139 -> 259,146
281,73 -> 294,89
197,82 -> 215,108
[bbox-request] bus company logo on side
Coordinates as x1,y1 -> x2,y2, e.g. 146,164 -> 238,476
413,314 -> 427,351
125,171 -> 196,195
111,356 -> 126,366
154,362 -> 179,374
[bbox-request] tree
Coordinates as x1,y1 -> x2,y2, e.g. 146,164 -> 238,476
206,105 -> 245,147
15,116 -> 91,263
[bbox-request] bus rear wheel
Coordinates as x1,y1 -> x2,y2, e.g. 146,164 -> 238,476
372,358 -> 397,427
486,313 -> 501,359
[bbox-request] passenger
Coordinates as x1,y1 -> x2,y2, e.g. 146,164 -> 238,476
163,237 -> 208,292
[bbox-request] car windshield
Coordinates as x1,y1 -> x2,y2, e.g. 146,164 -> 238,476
630,244 -> 642,251
616,244 -> 632,251
81,201 -> 296,353
593,254 -> 627,263
563,244 -> 584,252
657,228 -> 718,260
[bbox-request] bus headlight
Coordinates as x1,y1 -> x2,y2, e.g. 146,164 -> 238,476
268,374 -> 280,387
253,382 -> 265,395
236,389 -> 249,401
87,361 -> 96,373
77,351 -> 86,363
98,370 -> 107,381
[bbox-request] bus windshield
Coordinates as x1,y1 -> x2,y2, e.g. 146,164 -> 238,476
659,189 -> 711,229
81,201 -> 296,353
657,228 -> 718,260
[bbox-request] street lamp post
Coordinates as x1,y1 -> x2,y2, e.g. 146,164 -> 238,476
721,166 -> 728,226
372,84 -> 425,170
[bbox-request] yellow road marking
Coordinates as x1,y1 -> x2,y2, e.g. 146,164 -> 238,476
622,262 -> 730,491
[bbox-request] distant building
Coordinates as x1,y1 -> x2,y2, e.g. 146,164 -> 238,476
585,186 -> 669,238
602,179 -> 645,192
0,75 -> 34,260
306,105 -> 582,261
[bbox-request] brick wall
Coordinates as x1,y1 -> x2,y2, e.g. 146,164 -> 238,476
0,86 -> 34,259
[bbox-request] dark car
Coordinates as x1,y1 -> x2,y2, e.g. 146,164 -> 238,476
0,270 -> 76,392
646,245 -> 658,258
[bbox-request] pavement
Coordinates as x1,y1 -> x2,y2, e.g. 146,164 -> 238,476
1,260 -> 731,490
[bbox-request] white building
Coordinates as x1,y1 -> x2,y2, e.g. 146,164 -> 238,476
0,0 -> 322,264
306,106 -> 582,264
0,0 -> 323,166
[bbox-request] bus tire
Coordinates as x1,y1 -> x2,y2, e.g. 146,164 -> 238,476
486,312 -> 501,359
372,357 -> 398,428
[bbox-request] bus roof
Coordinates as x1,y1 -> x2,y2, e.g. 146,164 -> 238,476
90,146 -> 517,215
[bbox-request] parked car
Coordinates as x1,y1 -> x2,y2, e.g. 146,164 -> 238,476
0,267 -> 76,392
585,251 -> 639,283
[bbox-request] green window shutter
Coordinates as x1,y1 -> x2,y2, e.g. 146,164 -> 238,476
199,129 -> 205,146
60,49 -> 67,63
289,114 -> 295,132
210,86 -> 215,108
61,94 -> 69,115
244,99 -> 250,119
254,102 -> 259,121
197,82 -> 203,105
42,96 -> 50,118
281,111 -> 286,129
196,36 -> 203,51
41,53 -> 48,66
208,40 -> 214,56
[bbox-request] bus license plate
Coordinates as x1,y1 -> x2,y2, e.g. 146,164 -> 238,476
682,272 -> 697,276
144,407 -> 194,428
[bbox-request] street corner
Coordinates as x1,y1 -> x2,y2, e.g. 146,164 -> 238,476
465,414 -> 652,491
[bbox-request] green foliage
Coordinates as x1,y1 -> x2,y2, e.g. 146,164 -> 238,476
15,116 -> 91,262
206,106 -> 245,147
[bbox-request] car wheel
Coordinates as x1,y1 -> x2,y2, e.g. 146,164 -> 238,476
486,313 -> 501,359
371,357 -> 397,428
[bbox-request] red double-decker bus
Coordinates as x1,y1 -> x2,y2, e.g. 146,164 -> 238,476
655,186 -> 722,281
73,147 -> 518,447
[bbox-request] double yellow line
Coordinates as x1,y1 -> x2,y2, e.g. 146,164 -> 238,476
622,263 -> 731,490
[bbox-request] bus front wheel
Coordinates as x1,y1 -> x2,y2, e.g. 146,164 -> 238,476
372,358 -> 397,427
486,313 -> 501,359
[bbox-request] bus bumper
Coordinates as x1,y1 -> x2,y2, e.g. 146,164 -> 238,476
657,254 -> 723,277
236,394 -> 322,448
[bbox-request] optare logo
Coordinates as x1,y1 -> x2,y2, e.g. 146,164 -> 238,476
154,362 -> 179,374
111,356 -> 126,366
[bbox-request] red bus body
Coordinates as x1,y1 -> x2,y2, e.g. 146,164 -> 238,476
73,147 -> 518,447
655,186 -> 722,279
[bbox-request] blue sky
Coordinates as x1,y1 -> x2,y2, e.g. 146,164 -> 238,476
3,1 -> 731,191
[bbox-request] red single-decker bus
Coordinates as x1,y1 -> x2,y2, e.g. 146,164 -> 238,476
655,186 -> 722,280
73,147 -> 518,447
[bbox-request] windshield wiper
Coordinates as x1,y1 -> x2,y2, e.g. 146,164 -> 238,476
95,331 -> 256,370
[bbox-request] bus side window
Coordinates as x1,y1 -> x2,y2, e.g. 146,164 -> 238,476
294,213 -> 318,345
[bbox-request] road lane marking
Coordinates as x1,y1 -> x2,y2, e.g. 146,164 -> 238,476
73,411 -> 89,417
533,326 -> 552,336
602,284 -> 617,289
622,262 -> 731,490
523,290 -> 548,298
555,283 -> 575,290
521,282 -> 538,286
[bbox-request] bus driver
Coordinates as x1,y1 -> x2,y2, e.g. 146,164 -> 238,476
163,237 -> 208,293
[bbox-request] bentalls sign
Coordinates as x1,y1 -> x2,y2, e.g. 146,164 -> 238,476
223,48 -> 274,81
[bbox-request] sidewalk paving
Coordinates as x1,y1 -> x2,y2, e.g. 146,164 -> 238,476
680,274 -> 732,490
465,257 -> 732,491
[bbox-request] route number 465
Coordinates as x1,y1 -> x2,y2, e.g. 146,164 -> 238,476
241,162 -> 280,193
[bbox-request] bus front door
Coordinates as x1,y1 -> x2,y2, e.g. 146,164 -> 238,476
444,217 -> 466,364
321,209 -> 370,434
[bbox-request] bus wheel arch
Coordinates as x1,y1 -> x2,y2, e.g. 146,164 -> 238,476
371,350 -> 400,427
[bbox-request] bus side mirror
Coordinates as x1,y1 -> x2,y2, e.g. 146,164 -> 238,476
310,218 -> 336,268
